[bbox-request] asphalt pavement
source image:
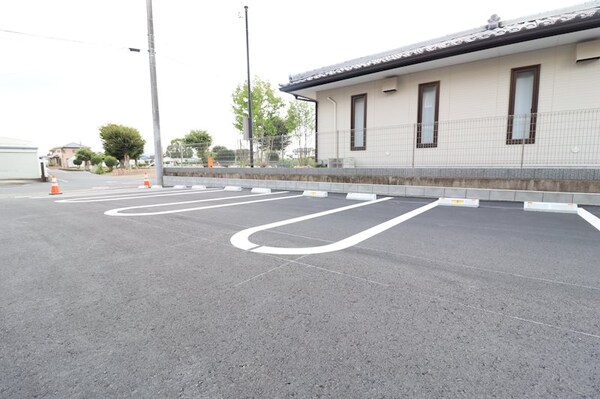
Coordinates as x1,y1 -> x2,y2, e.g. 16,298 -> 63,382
1,179 -> 599,398
0,168 -> 146,198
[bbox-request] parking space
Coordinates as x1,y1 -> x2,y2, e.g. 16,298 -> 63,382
1,187 -> 599,398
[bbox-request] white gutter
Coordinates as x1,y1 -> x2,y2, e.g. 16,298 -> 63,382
327,97 -> 338,160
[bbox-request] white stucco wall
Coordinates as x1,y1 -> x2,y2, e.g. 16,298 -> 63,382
316,43 -> 600,167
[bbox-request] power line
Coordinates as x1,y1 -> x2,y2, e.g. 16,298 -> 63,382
0,27 -> 134,51
0,27 -> 197,66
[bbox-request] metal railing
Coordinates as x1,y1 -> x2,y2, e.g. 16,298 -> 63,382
164,132 -> 317,168
319,109 -> 600,168
164,109 -> 599,169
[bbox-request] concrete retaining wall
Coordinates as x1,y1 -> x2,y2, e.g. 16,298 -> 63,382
163,168 -> 600,206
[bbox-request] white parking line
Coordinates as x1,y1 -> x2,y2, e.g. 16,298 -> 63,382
56,188 -> 224,203
231,198 -> 439,255
105,192 -> 300,216
578,208 -> 600,232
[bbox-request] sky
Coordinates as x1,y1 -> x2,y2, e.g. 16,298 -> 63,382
0,0 -> 587,156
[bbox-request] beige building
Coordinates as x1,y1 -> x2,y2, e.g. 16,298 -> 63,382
281,2 -> 600,168
48,142 -> 89,168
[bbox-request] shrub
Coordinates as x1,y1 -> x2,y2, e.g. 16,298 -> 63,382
104,155 -> 118,171
91,153 -> 104,166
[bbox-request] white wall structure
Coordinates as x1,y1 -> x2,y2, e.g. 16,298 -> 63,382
281,2 -> 600,168
0,137 -> 40,179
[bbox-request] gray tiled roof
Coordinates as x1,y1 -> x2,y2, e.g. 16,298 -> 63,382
50,142 -> 89,151
281,1 -> 600,90
61,142 -> 87,148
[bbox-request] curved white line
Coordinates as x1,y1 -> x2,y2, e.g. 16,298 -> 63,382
57,188 -> 223,203
105,192 -> 299,216
231,199 -> 438,255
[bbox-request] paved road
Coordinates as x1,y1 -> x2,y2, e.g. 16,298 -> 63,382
1,183 -> 599,398
0,168 -> 149,198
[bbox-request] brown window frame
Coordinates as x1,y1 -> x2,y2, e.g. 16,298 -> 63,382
351,94 -> 367,151
507,64 -> 540,145
417,81 -> 440,148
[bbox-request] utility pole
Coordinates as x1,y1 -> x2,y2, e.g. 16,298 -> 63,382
146,0 -> 163,185
244,5 -> 254,168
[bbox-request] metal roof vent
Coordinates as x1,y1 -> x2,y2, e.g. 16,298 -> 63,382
487,14 -> 501,30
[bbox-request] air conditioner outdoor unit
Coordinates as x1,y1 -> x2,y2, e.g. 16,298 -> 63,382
576,39 -> 600,62
382,76 -> 398,93
328,158 -> 343,168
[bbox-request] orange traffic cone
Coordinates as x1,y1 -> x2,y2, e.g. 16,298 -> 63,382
49,175 -> 62,195
143,173 -> 151,188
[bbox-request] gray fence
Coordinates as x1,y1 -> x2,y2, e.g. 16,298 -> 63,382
320,109 -> 600,168
165,109 -> 599,169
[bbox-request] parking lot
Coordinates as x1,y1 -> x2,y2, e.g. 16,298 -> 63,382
1,185 -> 599,398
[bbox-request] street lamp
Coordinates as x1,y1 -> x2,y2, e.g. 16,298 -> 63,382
244,5 -> 254,168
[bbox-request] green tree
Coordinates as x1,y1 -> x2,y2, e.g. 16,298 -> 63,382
183,130 -> 212,161
91,153 -> 104,174
232,77 -> 287,162
90,153 -> 104,166
235,149 -> 250,166
211,145 -> 228,153
75,148 -> 94,170
271,115 -> 292,156
212,146 -> 235,165
99,123 -> 145,169
286,100 -> 316,165
72,157 -> 83,168
104,155 -> 118,171
165,138 -> 193,161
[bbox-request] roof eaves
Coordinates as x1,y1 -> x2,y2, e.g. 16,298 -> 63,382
280,3 -> 600,93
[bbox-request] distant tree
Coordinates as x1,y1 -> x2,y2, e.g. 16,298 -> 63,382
285,100 -> 315,133
211,145 -> 228,153
90,153 -> 104,174
99,123 -> 145,169
271,114 -> 292,155
183,130 -> 212,161
75,148 -> 94,170
104,155 -> 118,171
72,157 -> 83,168
212,146 -> 235,165
235,149 -> 250,165
232,77 -> 288,162
90,153 -> 104,166
165,138 -> 193,160
286,100 -> 316,165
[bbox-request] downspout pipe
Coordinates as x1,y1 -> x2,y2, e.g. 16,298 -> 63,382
327,97 -> 338,161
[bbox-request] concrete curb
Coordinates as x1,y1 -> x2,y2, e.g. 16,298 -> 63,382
163,176 -> 600,206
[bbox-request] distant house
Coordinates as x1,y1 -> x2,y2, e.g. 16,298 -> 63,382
48,142 -> 89,168
0,137 -> 40,179
280,2 -> 600,168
